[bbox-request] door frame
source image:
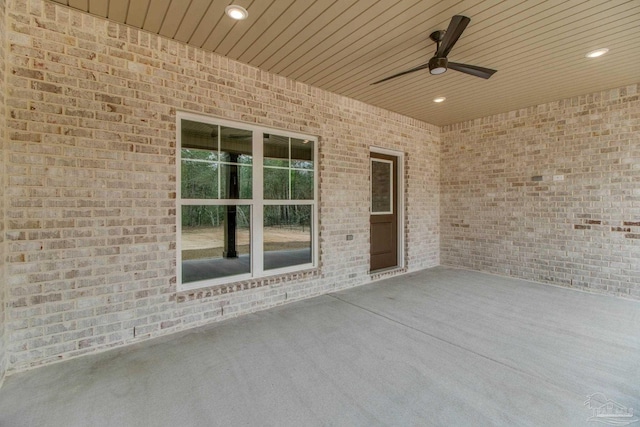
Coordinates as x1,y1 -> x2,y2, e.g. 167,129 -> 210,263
369,146 -> 405,271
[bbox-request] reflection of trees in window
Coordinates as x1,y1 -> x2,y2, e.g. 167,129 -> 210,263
292,170 -> 313,200
182,157 -> 253,200
182,205 -> 250,228
181,151 -> 219,199
181,122 -> 253,201
264,205 -> 311,231
264,135 -> 314,202
263,168 -> 289,199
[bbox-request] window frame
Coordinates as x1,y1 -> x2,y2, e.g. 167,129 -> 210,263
177,112 -> 319,291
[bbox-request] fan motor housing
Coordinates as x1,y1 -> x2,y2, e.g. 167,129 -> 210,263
429,57 -> 448,75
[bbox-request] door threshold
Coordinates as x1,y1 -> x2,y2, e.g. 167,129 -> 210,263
369,266 -> 406,280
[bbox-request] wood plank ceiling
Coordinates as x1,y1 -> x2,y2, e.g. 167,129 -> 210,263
51,0 -> 640,126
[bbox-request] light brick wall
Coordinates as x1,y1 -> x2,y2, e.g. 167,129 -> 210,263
0,0 -> 7,384
3,0 -> 440,372
441,84 -> 640,299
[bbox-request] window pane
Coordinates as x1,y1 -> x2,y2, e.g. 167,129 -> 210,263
291,169 -> 313,200
220,126 -> 252,163
182,147 -> 218,161
182,120 -> 218,153
264,205 -> 311,270
264,134 -> 289,167
181,205 -> 251,283
291,138 -> 313,169
264,167 -> 289,199
181,160 -> 218,199
220,164 -> 252,199
371,160 -> 392,213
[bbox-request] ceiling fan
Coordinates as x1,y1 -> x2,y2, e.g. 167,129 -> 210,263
371,15 -> 497,85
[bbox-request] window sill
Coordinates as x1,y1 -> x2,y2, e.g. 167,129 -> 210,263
176,266 -> 320,303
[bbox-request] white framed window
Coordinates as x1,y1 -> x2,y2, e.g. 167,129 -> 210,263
177,112 -> 318,291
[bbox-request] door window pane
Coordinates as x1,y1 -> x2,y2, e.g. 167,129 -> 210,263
181,205 -> 251,283
371,160 -> 392,213
264,205 -> 312,270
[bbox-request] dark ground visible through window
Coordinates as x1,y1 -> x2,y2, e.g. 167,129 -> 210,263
182,248 -> 311,283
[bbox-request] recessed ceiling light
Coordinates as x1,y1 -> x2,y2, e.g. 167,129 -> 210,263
433,97 -> 446,103
585,48 -> 609,58
225,5 -> 248,20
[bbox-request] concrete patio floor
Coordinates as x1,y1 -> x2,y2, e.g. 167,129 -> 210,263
1,267 -> 638,426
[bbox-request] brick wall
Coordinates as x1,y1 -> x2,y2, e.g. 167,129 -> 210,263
0,0 -> 6,384
2,0 -> 440,373
441,84 -> 640,299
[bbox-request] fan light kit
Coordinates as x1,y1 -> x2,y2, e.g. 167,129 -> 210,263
225,5 -> 248,20
372,15 -> 497,85
433,97 -> 446,103
585,48 -> 608,58
429,57 -> 447,75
